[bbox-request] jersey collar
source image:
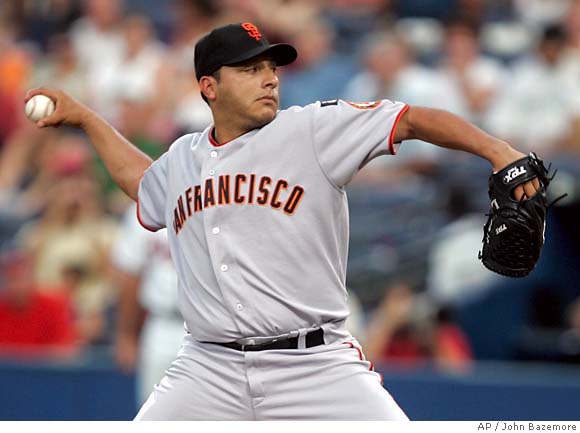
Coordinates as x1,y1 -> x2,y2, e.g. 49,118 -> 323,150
209,127 -> 232,147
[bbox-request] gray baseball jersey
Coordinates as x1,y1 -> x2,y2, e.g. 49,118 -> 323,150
136,99 -> 410,420
138,99 -> 408,342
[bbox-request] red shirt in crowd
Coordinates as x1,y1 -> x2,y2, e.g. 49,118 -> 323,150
0,289 -> 77,357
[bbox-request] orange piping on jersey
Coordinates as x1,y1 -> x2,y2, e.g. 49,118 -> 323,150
342,341 -> 382,384
388,104 -> 410,155
343,341 -> 364,360
136,198 -> 160,232
209,127 -> 234,147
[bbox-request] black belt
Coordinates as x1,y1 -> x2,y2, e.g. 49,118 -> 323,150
212,328 -> 324,352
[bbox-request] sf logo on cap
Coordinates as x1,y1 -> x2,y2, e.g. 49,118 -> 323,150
242,22 -> 262,41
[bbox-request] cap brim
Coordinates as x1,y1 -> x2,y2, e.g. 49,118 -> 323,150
223,43 -> 297,67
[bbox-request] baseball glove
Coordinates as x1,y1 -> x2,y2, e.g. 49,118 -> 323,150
479,152 -> 554,277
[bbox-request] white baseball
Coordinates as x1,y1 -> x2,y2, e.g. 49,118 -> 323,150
25,95 -> 56,122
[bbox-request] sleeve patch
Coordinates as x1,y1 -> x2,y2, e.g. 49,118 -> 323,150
346,101 -> 381,110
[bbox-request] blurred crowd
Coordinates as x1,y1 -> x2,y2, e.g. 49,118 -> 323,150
1,0 -> 580,386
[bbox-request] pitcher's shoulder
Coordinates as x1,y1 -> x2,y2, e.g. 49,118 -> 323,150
273,101 -> 324,123
167,130 -> 208,154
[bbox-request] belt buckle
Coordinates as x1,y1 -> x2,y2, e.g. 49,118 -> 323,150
288,330 -> 300,339
241,337 -> 282,352
241,338 -> 256,352
239,330 -> 302,351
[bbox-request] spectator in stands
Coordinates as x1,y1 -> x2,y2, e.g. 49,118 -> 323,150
96,91 -> 168,214
231,0 -> 322,43
0,249 -> 77,359
342,31 -> 431,105
111,204 -> 184,405
484,24 -> 580,156
513,0 -> 572,29
280,17 -> 357,108
0,18 -> 31,146
17,146 -> 119,346
364,283 -> 429,367
167,0 -> 217,62
437,20 -> 506,126
342,28 -> 475,119
69,0 -> 126,118
108,14 -> 169,116
426,185 -> 501,306
170,81 -> 213,136
15,0 -> 81,50
563,0 -> 580,63
561,0 -> 580,152
30,32 -> 89,104
452,0 -> 515,25
323,0 -> 392,52
364,283 -> 472,371
0,128 -> 68,243
432,305 -> 473,371
164,0 -> 215,135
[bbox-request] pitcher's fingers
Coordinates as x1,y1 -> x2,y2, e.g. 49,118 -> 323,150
523,180 -> 537,199
37,110 -> 63,128
533,177 -> 540,190
513,184 -> 525,201
37,118 -> 60,128
24,87 -> 59,103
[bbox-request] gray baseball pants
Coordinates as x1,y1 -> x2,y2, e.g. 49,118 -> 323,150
135,333 -> 409,420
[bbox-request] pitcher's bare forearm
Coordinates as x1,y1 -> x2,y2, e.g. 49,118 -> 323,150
81,110 -> 152,201
394,106 -> 521,171
25,88 -> 152,201
393,105 -> 539,199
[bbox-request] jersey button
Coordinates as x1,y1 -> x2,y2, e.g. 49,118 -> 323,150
212,227 -> 220,235
209,169 -> 215,175
220,264 -> 228,272
210,151 -> 218,158
236,303 -> 243,311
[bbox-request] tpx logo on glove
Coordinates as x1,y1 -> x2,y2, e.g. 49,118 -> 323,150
503,166 -> 526,183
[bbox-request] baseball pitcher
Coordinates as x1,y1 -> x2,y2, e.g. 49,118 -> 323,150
26,22 -> 545,420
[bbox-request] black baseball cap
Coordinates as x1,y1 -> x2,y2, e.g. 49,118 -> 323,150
194,23 -> 298,81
